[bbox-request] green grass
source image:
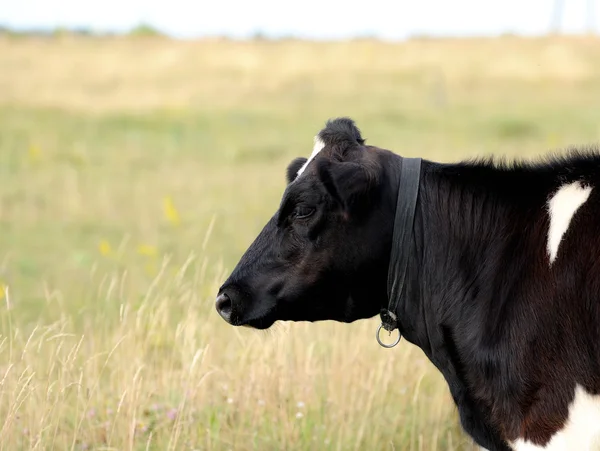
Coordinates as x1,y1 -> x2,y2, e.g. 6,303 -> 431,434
1,35 -> 600,450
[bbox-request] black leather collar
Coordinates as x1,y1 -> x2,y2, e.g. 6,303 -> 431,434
377,157 -> 422,348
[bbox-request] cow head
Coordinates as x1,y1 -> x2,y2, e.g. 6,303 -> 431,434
215,117 -> 399,329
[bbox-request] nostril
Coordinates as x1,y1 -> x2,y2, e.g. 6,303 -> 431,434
216,292 -> 233,322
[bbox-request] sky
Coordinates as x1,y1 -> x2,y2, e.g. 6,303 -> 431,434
0,0 -> 598,39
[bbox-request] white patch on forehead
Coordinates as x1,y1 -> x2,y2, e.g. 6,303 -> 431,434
510,385 -> 600,451
547,181 -> 592,265
296,136 -> 325,178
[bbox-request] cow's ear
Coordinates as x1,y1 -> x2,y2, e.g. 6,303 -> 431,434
286,157 -> 308,184
317,159 -> 378,216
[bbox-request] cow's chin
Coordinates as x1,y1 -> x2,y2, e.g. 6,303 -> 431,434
236,304 -> 279,329
242,316 -> 277,330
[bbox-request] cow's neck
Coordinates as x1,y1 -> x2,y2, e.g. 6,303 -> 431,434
393,159 -> 519,349
374,154 -> 522,351
392,159 -> 524,450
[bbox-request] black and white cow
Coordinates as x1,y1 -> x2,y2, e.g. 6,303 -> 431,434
215,117 -> 600,451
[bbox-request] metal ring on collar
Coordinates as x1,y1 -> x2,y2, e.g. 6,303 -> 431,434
376,323 -> 401,348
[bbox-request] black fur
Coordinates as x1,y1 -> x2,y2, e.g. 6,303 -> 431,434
317,116 -> 365,152
217,117 -> 600,450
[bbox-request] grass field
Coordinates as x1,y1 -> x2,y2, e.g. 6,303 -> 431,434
1,33 -> 600,450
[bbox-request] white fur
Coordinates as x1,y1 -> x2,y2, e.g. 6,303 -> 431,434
547,181 -> 592,264
510,385 -> 600,451
296,136 -> 325,177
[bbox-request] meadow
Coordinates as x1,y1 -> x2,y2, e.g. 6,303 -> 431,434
1,33 -> 600,450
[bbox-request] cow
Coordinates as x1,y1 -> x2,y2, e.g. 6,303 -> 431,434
215,117 -> 600,451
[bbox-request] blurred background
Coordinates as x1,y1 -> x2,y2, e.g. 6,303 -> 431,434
0,1 -> 599,450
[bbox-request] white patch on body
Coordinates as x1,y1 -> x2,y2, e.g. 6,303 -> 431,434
510,385 -> 600,451
546,181 -> 592,264
296,136 -> 325,177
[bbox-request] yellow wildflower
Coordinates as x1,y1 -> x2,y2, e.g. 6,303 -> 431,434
137,244 -> 158,257
28,145 -> 41,163
98,240 -> 112,256
0,283 -> 6,300
163,196 -> 181,226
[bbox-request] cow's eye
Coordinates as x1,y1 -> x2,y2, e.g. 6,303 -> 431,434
294,206 -> 315,219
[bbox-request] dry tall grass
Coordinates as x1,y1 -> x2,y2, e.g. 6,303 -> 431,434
1,251 -> 465,451
1,34 -> 600,450
2,35 -> 600,112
